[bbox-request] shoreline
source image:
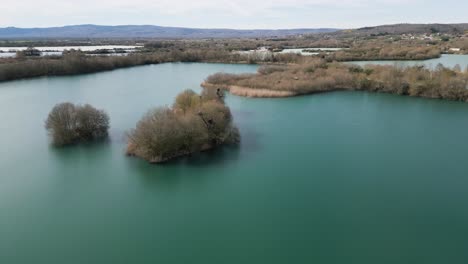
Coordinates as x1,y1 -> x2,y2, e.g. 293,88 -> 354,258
201,82 -> 351,98
0,52 -> 458,84
0,58 -> 291,84
201,82 -> 298,98
202,81 -> 468,102
126,142 -> 215,164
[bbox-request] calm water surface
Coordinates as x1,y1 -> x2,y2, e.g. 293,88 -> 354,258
1,62 -> 468,263
347,54 -> 468,69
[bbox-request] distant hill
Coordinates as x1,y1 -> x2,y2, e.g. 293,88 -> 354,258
338,23 -> 468,36
0,25 -> 339,39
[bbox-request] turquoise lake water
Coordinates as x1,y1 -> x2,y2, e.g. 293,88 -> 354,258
1,58 -> 468,263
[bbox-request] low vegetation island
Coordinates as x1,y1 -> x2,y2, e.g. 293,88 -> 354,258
126,88 -> 240,163
203,59 -> 468,101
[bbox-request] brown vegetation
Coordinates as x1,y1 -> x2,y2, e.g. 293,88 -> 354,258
444,39 -> 468,54
45,103 -> 110,146
326,44 -> 441,61
0,33 -> 465,83
126,88 -> 239,163
0,48 -> 308,82
204,58 -> 468,101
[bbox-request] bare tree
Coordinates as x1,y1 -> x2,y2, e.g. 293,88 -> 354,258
127,89 -> 239,163
46,102 -> 110,146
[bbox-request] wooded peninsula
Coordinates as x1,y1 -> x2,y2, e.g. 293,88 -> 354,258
203,58 -> 468,101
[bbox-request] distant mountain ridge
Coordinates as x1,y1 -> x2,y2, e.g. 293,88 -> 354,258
0,25 -> 338,39
2,23 -> 467,39
346,23 -> 468,36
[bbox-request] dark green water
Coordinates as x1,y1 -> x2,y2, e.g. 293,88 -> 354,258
2,62 -> 468,264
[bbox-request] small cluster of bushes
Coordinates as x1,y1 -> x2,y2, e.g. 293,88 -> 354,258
45,103 -> 110,146
126,88 -> 239,163
204,58 -> 468,101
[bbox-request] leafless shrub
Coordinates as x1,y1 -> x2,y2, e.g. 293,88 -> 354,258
127,89 -> 239,163
204,61 -> 468,100
45,102 -> 109,146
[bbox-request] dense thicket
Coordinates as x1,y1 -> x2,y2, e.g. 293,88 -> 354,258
326,45 -> 441,61
205,58 -> 468,101
45,102 -> 110,146
127,88 -> 239,163
0,49 -> 309,82
444,39 -> 468,54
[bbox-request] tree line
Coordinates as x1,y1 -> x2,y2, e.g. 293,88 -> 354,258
3,36 -> 464,83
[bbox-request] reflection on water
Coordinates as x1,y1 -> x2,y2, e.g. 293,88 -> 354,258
2,62 -> 468,263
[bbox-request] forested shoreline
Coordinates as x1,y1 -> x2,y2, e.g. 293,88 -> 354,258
1,35 -> 466,83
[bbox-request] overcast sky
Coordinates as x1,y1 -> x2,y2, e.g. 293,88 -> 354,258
1,0 -> 466,29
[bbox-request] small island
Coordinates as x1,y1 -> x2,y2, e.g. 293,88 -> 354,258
45,102 -> 110,146
126,88 -> 240,163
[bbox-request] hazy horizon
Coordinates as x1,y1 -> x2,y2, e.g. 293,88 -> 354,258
1,0 -> 467,30
1,22 -> 467,31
